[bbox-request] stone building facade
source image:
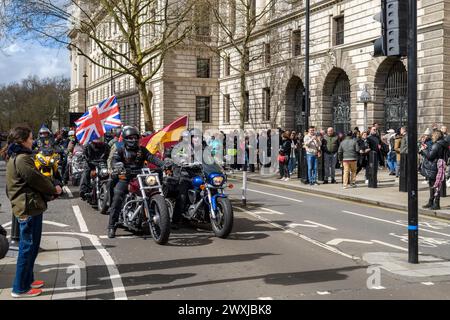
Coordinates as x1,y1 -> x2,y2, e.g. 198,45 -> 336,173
69,0 -> 450,134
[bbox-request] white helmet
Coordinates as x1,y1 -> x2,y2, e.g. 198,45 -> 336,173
68,130 -> 75,137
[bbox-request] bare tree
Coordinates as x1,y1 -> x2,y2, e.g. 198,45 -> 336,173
1,0 -> 195,131
0,76 -> 70,132
204,0 -> 277,129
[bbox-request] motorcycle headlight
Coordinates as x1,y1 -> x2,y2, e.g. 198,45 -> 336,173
212,176 -> 225,186
100,168 -> 109,177
145,175 -> 157,186
50,158 -> 55,164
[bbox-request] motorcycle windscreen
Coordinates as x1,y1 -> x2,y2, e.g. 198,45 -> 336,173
202,162 -> 224,175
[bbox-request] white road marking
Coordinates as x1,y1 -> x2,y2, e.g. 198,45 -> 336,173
304,220 -> 337,231
247,188 -> 303,203
421,282 -> 434,286
252,208 -> 285,215
257,297 -> 274,300
1,221 -> 11,228
43,231 -> 127,300
235,207 -> 357,260
342,210 -> 450,238
370,286 -> 386,290
317,291 -> 331,295
371,240 -> 408,252
63,186 -> 73,198
327,239 -> 373,246
43,221 -> 69,228
72,205 -> 89,233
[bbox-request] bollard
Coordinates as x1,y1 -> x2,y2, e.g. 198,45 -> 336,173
399,153 -> 408,192
317,153 -> 324,182
242,170 -> 247,207
10,214 -> 20,244
368,151 -> 378,188
299,149 -> 309,184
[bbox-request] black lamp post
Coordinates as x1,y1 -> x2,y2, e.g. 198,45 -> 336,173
83,72 -> 88,113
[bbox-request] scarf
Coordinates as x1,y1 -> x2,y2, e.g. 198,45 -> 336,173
434,159 -> 446,196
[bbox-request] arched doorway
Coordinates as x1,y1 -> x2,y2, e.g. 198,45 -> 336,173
384,61 -> 407,130
331,72 -> 351,134
286,76 -> 305,133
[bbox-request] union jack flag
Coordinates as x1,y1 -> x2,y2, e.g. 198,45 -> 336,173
75,95 -> 122,145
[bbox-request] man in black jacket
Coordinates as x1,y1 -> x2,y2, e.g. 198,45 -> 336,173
107,126 -> 164,238
79,137 -> 110,200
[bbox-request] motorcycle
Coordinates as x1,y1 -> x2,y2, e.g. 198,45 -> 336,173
163,161 -> 234,238
68,145 -> 84,186
87,160 -> 110,211
34,146 -> 61,182
114,163 -> 171,245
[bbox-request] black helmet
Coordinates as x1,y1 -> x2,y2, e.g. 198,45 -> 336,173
123,126 -> 140,150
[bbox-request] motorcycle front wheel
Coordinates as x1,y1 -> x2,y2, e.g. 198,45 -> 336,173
147,194 -> 171,245
211,197 -> 234,239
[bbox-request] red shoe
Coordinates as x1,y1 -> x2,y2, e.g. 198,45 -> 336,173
31,280 -> 44,289
11,288 -> 42,298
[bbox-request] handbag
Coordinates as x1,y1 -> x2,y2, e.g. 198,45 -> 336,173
278,155 -> 287,163
420,157 -> 438,180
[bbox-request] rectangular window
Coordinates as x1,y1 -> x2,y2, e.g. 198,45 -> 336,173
264,43 -> 271,66
195,4 -> 211,41
196,96 -> 211,123
224,94 -> 230,123
229,1 -> 236,36
334,16 -> 344,46
263,88 -> 271,121
292,29 -> 301,56
224,56 -> 231,76
197,58 -> 210,78
244,91 -> 250,123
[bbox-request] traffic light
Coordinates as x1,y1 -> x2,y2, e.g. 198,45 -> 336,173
373,0 -> 408,57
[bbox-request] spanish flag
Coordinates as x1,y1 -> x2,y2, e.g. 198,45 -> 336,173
141,116 -> 188,154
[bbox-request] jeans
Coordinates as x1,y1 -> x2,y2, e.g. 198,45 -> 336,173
306,154 -> 318,184
288,156 -> 296,174
387,156 -> 397,173
324,153 -> 337,180
12,214 -> 43,294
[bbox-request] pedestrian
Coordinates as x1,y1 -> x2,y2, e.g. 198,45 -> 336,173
385,129 -> 397,175
338,131 -> 360,189
303,126 -> 321,186
420,130 -> 449,210
288,131 -> 298,175
367,126 -> 382,170
279,131 -> 291,181
4,126 -> 62,298
356,131 -> 371,183
394,128 -> 403,178
322,127 -> 339,184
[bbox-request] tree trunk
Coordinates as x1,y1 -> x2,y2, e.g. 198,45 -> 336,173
137,81 -> 154,131
240,70 -> 246,130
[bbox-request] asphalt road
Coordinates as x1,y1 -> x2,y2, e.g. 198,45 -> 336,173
2,168 -> 450,300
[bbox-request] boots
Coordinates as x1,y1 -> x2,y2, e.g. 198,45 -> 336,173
108,228 -> 116,239
431,195 -> 441,210
423,188 -> 434,209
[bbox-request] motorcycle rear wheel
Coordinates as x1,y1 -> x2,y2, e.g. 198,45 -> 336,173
148,194 -> 171,245
98,183 -> 109,215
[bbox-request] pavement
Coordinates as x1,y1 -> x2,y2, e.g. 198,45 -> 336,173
228,167 -> 450,219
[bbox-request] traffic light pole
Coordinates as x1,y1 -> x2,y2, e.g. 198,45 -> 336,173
407,0 -> 418,264
304,0 -> 310,130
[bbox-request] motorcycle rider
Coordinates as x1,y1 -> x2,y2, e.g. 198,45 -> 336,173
63,130 -> 78,184
107,126 -> 164,238
32,127 -> 56,152
169,128 -> 206,228
79,137 -> 110,201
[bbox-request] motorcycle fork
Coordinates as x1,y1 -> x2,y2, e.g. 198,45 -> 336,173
206,189 -> 217,220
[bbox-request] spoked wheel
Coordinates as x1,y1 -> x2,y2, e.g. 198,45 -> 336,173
147,194 -> 170,245
211,197 -> 234,239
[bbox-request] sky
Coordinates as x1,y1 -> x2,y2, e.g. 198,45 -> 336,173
0,41 -> 70,86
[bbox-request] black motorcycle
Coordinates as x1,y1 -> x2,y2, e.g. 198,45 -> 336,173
114,163 -> 171,245
87,160 -> 110,211
163,161 -> 234,238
